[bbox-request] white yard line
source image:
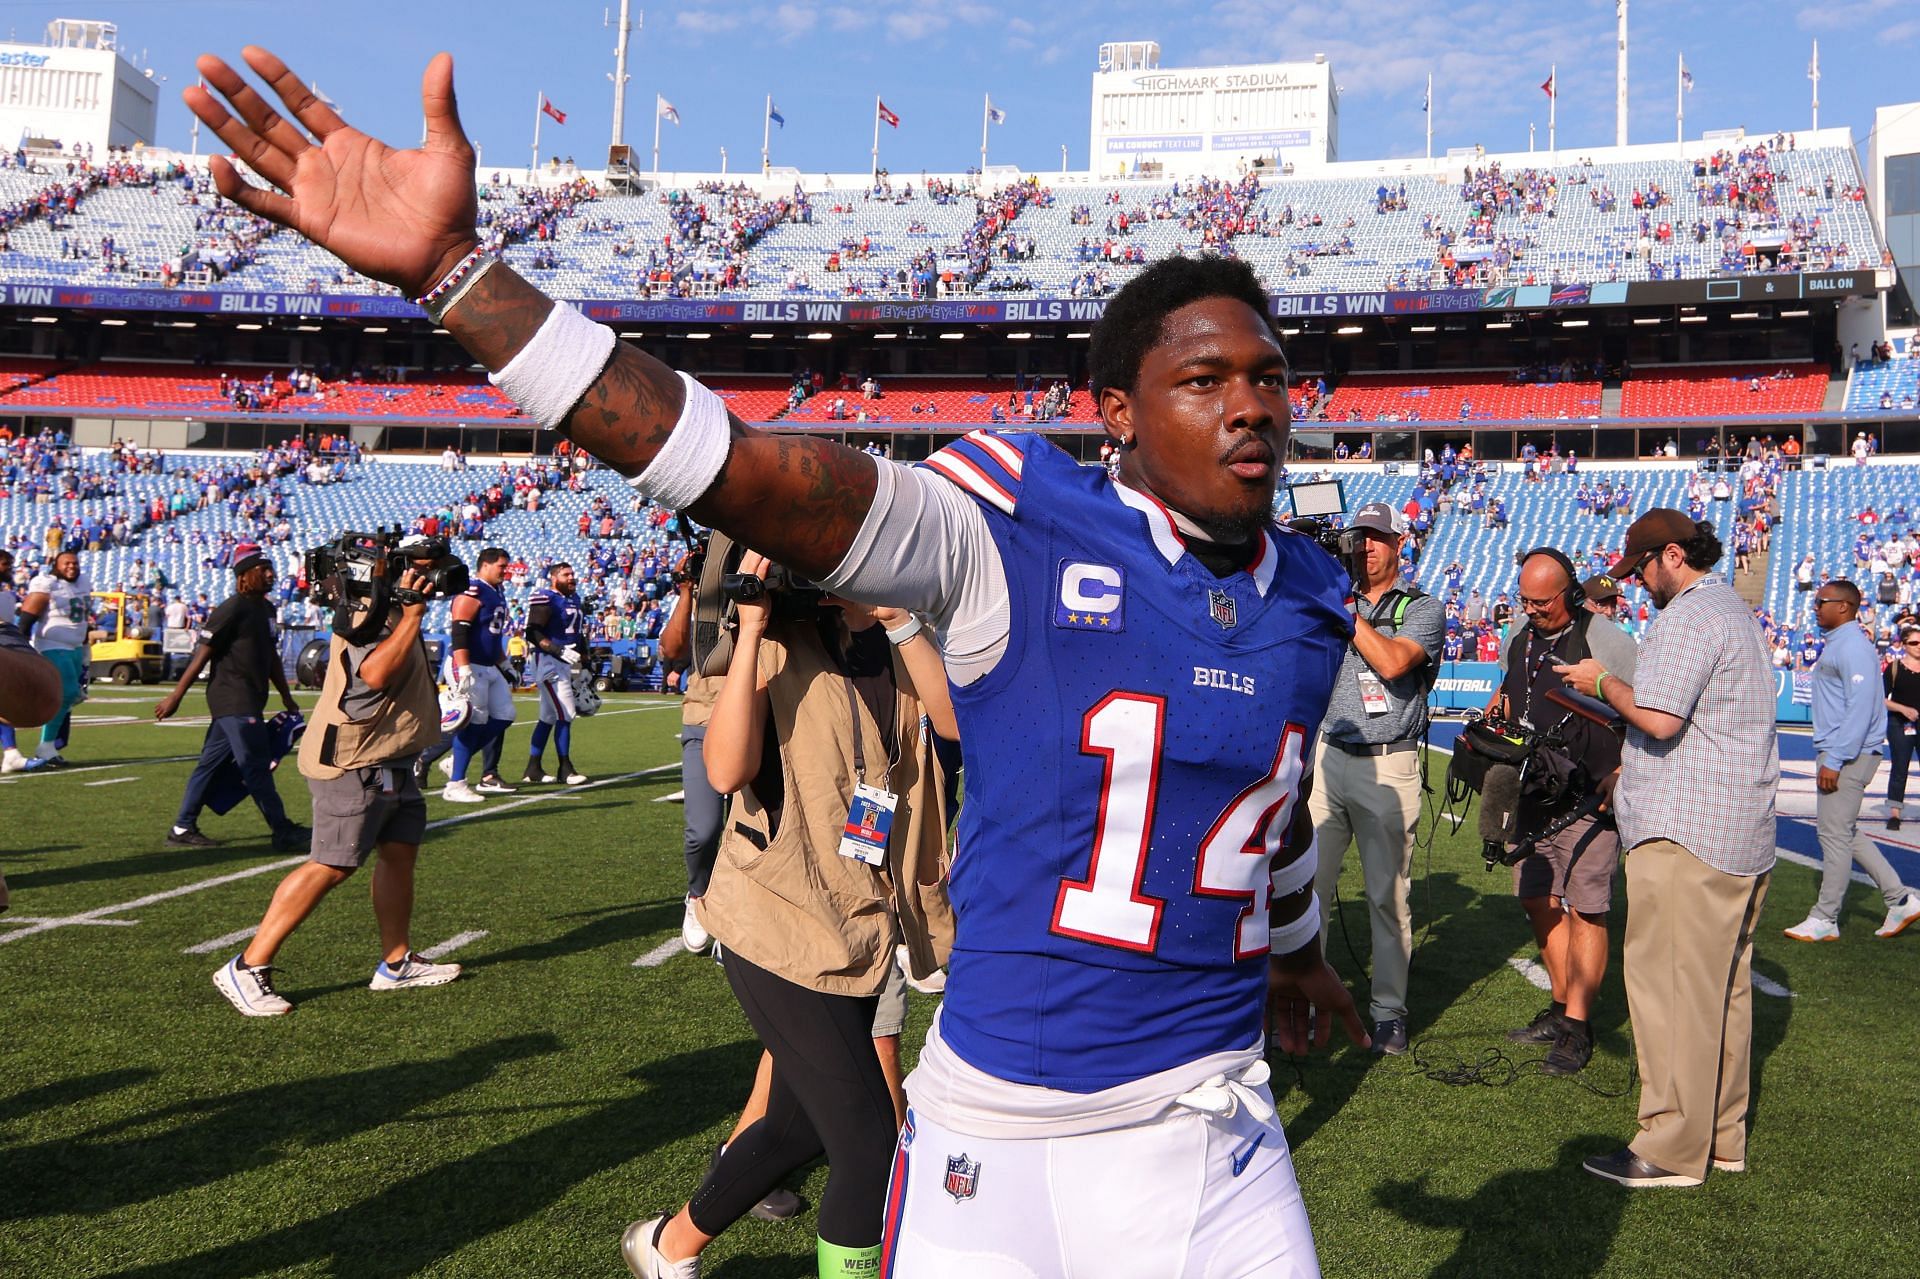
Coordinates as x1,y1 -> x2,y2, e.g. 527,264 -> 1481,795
632,937 -> 687,968
1506,956 -> 1553,991
183,925 -> 260,955
418,929 -> 488,960
3,764 -> 677,946
83,776 -> 138,787
8,754 -> 197,780
1752,972 -> 1797,999
0,916 -> 138,927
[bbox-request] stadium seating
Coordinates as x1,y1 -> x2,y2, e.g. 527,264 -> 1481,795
782,377 -> 1091,426
0,364 -> 524,419
1617,362 -> 1828,418
1320,372 -> 1603,422
0,143 -> 1879,302
1843,339 -> 1920,411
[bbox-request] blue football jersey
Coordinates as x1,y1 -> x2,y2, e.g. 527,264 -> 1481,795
461,579 -> 509,665
533,586 -> 584,648
921,431 -> 1352,1093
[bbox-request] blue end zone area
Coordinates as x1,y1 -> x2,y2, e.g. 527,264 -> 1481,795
1423,718 -> 1920,890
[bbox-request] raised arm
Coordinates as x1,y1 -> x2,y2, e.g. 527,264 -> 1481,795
183,48 -> 876,581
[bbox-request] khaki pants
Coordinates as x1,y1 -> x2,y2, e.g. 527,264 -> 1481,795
1622,839 -> 1770,1178
1311,740 -> 1422,1023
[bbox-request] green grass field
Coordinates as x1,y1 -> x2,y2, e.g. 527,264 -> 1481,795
2,691 -> 1914,1278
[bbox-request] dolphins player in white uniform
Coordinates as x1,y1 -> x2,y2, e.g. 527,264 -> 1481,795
16,549 -> 93,769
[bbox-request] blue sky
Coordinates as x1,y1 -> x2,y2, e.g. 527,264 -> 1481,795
7,0 -> 1916,175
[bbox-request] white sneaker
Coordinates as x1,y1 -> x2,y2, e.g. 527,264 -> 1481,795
369,952 -> 462,991
0,748 -> 28,774
1783,914 -> 1840,943
436,754 -> 455,780
212,954 -> 292,1016
1876,893 -> 1920,939
442,781 -> 485,804
620,1215 -> 700,1279
681,896 -> 711,953
564,770 -> 588,786
475,775 -> 518,795
540,772 -> 558,784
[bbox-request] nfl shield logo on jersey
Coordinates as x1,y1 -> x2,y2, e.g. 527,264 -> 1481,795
943,1153 -> 981,1202
1208,588 -> 1238,630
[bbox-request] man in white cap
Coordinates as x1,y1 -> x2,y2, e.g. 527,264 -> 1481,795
1310,500 -> 1444,1055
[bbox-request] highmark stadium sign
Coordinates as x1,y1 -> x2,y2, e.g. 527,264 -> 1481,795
0,270 -> 1881,325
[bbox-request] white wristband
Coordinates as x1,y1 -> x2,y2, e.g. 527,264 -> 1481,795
1268,892 -> 1321,956
884,615 -> 925,646
1269,835 -> 1317,899
627,372 -> 733,511
487,303 -> 617,430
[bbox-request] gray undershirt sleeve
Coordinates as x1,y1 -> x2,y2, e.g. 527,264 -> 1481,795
818,458 -> 1012,687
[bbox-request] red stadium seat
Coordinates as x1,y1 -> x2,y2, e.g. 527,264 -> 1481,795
1321,372 -> 1603,422
1618,363 -> 1828,418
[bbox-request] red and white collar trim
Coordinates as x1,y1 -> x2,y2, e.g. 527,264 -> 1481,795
1111,480 -> 1277,597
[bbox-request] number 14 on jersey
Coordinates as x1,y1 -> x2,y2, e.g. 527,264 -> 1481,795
1051,692 -> 1310,960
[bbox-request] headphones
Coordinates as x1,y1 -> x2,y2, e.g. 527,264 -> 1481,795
1521,546 -> 1587,613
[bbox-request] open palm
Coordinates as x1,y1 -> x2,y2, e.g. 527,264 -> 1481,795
183,47 -> 480,298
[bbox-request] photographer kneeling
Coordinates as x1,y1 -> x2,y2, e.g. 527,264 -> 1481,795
1488,549 -> 1636,1075
623,548 -> 955,1279
211,536 -> 465,1017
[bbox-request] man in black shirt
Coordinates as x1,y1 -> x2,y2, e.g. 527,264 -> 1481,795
156,545 -> 309,851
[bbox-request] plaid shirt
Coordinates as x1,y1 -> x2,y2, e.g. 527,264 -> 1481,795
1615,573 -> 1779,876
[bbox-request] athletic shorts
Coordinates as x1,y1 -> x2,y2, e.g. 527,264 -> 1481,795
872,956 -> 908,1038
531,655 -> 577,724
309,763 -> 428,868
882,1088 -> 1319,1279
1512,814 -> 1620,914
443,659 -> 516,726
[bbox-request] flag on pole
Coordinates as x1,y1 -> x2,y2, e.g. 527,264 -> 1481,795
1540,72 -> 1555,98
768,101 -> 785,128
541,96 -> 567,125
657,95 -> 680,126
1680,59 -> 1694,92
877,100 -> 900,128
1422,89 -> 1429,113
987,99 -> 1006,126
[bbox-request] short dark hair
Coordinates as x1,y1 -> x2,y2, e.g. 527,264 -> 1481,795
550,561 -> 573,573
1088,255 -> 1280,399
1679,521 -> 1723,571
478,547 -> 510,567
1827,578 -> 1862,607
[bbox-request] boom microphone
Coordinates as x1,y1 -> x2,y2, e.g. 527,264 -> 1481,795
1479,763 -> 1524,849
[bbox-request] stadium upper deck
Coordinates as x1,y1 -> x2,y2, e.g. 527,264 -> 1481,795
0,129 -> 1884,307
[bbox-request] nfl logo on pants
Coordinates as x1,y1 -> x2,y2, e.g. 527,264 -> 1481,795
943,1153 -> 981,1202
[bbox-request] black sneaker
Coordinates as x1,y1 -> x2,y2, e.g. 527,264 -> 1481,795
1542,1025 -> 1593,1076
271,825 -> 312,853
1889,813 -> 1903,831
1507,1005 -> 1565,1044
166,826 -> 219,848
1582,1147 -> 1701,1188
1369,1017 -> 1409,1056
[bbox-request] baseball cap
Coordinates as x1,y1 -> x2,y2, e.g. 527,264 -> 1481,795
1582,573 -> 1623,603
231,543 -> 269,576
1607,508 -> 1698,579
1348,501 -> 1408,538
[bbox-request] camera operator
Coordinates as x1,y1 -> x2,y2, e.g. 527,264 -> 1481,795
623,551 -> 956,1279
156,543 -> 310,852
1487,549 -> 1637,1076
1556,511 -> 1775,1188
657,547 -> 724,952
1311,500 -> 1443,1056
210,540 -> 462,1017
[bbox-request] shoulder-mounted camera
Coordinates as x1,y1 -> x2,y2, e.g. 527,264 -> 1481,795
304,529 -> 470,644
690,531 -> 829,676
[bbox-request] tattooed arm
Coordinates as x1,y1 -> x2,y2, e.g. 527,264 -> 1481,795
183,47 -> 876,579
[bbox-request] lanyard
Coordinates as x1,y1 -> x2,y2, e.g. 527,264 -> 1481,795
842,673 -> 899,786
1517,621 -> 1575,728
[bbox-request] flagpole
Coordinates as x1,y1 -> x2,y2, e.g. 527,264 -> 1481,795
531,90 -> 542,183
763,94 -> 771,175
981,93 -> 991,180
1676,52 -> 1683,148
191,75 -> 204,156
1548,63 -> 1556,153
872,95 -> 881,186
1425,72 -> 1432,161
653,99 -> 661,180
1809,40 -> 1820,132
